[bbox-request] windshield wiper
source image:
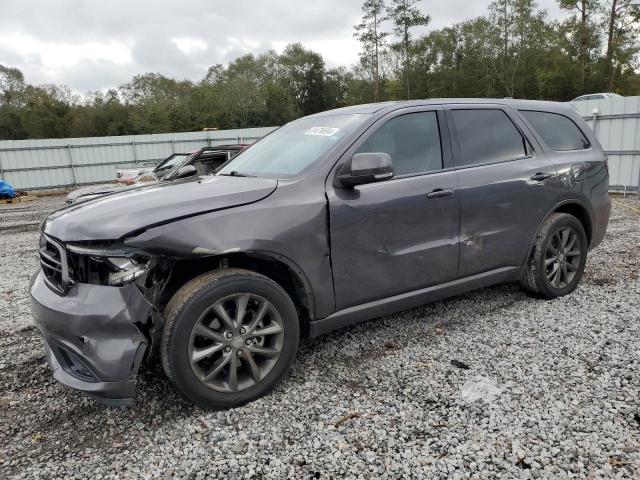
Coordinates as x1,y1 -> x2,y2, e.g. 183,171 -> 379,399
218,171 -> 256,178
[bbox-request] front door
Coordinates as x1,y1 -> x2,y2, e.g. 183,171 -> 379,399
327,108 -> 460,310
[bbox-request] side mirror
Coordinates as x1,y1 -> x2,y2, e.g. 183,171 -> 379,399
174,165 -> 197,179
339,152 -> 394,188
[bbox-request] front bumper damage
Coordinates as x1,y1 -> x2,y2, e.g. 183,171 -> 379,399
30,271 -> 152,406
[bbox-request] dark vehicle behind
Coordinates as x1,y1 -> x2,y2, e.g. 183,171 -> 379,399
66,145 -> 247,204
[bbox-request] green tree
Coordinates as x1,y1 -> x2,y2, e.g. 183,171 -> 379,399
386,0 -> 430,98
558,0 -> 602,91
279,43 -> 326,115
119,73 -> 195,133
354,0 -> 388,101
0,65 -> 26,139
603,0 -> 640,90
488,0 -> 552,98
218,54 -> 270,128
3,0 -> 640,141
264,82 -> 296,125
70,90 -> 134,137
19,85 -> 74,139
323,67 -> 354,109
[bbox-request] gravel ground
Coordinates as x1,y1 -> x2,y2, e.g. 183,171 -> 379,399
0,195 -> 638,479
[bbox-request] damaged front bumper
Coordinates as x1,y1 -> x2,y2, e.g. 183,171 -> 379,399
30,270 -> 152,406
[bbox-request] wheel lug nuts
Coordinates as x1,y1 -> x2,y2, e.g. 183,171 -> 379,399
224,346 -> 231,353
239,327 -> 246,334
237,350 -> 243,357
245,339 -> 252,345
225,332 -> 233,339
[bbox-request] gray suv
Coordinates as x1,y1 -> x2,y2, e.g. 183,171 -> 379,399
31,99 -> 611,409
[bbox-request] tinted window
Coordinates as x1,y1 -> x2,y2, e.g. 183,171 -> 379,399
520,110 -> 590,151
356,112 -> 442,176
451,109 -> 527,167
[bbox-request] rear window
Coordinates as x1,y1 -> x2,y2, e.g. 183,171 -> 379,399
450,109 -> 528,167
520,110 -> 590,151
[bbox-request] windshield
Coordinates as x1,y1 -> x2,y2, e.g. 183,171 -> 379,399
155,153 -> 189,172
217,114 -> 369,178
163,152 -> 197,179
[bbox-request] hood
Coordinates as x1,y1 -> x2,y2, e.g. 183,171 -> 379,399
45,175 -> 278,242
66,183 -> 126,203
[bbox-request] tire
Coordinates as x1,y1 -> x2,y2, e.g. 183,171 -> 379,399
161,268 -> 299,409
521,212 -> 588,299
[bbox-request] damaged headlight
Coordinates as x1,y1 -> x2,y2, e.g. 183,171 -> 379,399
106,257 -> 150,286
66,243 -> 152,287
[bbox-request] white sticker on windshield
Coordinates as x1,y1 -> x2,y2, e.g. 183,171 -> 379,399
304,127 -> 340,137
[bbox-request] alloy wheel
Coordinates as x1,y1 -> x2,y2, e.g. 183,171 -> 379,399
188,293 -> 284,392
544,226 -> 582,289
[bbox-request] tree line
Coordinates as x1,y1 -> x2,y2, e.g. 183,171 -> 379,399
0,0 -> 638,140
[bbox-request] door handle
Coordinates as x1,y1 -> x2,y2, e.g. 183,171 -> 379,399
530,172 -> 553,182
426,188 -> 454,199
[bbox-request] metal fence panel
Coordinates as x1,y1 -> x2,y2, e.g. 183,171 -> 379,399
572,96 -> 640,195
0,127 -> 277,190
1,101 -> 639,194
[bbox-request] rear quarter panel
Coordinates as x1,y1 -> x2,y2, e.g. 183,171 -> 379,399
516,105 -> 610,249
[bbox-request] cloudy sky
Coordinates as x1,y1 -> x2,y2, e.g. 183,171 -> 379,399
0,0 -> 564,93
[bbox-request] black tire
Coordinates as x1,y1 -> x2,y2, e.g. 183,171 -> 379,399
161,268 -> 299,409
521,212 -> 588,299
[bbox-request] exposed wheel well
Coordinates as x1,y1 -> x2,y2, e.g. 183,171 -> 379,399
159,253 -> 312,333
553,203 -> 592,246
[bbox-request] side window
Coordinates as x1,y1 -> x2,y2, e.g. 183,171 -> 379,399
520,110 -> 590,151
194,152 -> 229,176
356,111 -> 442,176
451,109 -> 527,167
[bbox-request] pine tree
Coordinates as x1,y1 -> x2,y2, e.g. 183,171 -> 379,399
385,0 -> 430,99
354,0 -> 388,102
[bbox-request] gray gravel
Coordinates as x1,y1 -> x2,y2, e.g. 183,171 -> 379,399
1,195 -> 639,479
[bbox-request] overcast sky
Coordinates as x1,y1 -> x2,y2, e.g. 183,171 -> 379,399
0,0 -> 565,93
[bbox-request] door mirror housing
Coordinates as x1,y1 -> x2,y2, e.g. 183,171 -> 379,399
339,152 -> 394,188
174,165 -> 197,179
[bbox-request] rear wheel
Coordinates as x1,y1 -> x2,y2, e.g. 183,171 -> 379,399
521,213 -> 588,299
161,268 -> 299,409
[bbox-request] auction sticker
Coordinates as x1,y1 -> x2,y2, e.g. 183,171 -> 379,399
304,127 -> 340,137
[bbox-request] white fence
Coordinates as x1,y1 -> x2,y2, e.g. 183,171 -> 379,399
1,98 -> 639,194
572,96 -> 640,196
0,127 -> 277,191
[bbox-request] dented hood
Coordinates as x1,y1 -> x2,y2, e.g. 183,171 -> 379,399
44,175 -> 278,242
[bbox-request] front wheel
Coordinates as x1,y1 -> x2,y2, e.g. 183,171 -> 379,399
161,268 -> 299,409
521,213 -> 588,299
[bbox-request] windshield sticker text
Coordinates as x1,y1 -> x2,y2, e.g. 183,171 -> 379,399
304,127 -> 340,137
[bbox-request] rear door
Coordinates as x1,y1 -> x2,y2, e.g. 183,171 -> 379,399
327,107 -> 460,309
446,105 -> 558,277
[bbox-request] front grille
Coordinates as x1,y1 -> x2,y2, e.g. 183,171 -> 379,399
39,234 -> 72,295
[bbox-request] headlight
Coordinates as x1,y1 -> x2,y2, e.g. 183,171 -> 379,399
66,243 -> 152,287
106,257 -> 149,286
